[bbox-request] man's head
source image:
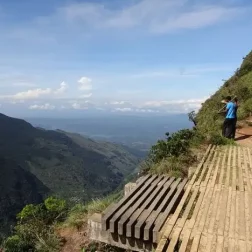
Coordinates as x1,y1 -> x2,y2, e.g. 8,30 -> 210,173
226,96 -> 232,102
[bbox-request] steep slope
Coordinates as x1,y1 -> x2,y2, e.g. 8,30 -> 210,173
196,50 -> 252,133
0,158 -> 49,240
0,113 -> 140,237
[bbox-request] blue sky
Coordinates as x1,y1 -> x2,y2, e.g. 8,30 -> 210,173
0,0 -> 252,117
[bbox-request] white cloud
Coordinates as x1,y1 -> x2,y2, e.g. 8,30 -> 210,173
114,107 -> 133,112
29,103 -> 55,110
144,98 -> 207,107
71,102 -> 88,110
79,93 -> 93,98
150,6 -> 241,33
135,108 -> 157,113
10,88 -> 52,100
110,101 -> 127,105
78,77 -> 92,91
141,97 -> 208,112
0,82 -> 68,100
112,107 -> 159,113
59,0 -> 243,34
54,81 -> 68,94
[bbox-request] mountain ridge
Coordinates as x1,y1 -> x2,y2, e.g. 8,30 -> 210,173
196,50 -> 252,133
0,113 -> 141,238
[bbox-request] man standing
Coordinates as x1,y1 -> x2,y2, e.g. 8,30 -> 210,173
222,96 -> 237,139
231,98 -> 238,139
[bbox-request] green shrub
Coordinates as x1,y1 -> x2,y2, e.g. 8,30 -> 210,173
149,129 -> 196,163
243,98 -> 252,115
64,204 -> 87,229
150,155 -> 197,178
209,133 -> 235,145
4,197 -> 67,252
64,193 -> 122,229
17,204 -> 43,220
45,197 -> 66,213
145,129 -> 202,177
138,159 -> 154,176
4,235 -> 30,252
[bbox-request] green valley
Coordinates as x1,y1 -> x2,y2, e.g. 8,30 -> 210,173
0,113 -> 141,240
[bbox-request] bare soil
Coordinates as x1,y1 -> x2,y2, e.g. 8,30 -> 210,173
58,224 -> 89,252
235,127 -> 252,147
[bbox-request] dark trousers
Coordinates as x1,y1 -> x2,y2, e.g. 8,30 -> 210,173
223,118 -> 236,139
231,118 -> 237,139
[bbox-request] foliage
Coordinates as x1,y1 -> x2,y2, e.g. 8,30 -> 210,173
4,235 -> 30,252
149,155 -> 197,177
64,192 -> 122,229
0,113 -> 140,238
196,50 -> 252,133
143,129 -> 203,177
208,133 -> 236,146
45,197 -> 66,213
3,197 -> 67,252
188,111 -> 197,126
18,204 -> 43,220
149,129 -> 196,163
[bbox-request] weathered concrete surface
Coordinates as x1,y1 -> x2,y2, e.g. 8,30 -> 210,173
124,182 -> 137,197
88,213 -> 154,252
157,145 -> 252,252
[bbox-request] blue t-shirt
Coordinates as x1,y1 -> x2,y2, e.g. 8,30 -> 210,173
226,102 -> 236,119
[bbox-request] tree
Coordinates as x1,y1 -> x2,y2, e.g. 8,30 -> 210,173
188,111 -> 197,126
4,197 -> 67,252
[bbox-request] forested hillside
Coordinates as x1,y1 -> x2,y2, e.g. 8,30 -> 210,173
196,50 -> 252,133
0,113 -> 141,239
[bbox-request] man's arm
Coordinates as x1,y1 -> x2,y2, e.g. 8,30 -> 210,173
225,103 -> 231,112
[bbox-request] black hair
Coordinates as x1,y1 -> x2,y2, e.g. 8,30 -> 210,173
226,96 -> 232,101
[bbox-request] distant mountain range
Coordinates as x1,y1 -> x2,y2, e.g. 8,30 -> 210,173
25,114 -> 191,150
0,113 -> 142,239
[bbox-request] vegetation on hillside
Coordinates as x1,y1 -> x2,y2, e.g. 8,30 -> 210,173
196,50 -> 252,134
2,194 -> 124,252
3,197 -> 66,252
0,113 -> 141,239
139,129 -> 206,177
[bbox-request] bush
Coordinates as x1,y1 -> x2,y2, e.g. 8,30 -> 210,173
243,98 -> 252,115
145,129 -> 202,177
17,204 -> 43,220
149,155 -> 197,178
4,235 -> 30,252
64,193 -> 122,229
209,133 -> 235,145
4,197 -> 67,252
45,197 -> 66,213
149,129 -> 196,163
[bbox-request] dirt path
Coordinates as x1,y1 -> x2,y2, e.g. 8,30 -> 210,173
58,226 -> 89,252
235,127 -> 252,147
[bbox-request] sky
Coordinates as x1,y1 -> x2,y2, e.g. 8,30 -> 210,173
0,0 -> 252,117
